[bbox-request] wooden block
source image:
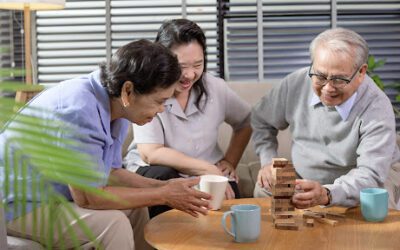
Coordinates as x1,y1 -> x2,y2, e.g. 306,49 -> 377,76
272,177 -> 296,185
273,218 -> 296,224
272,158 -> 289,166
276,167 -> 295,173
303,211 -> 323,218
273,214 -> 293,219
284,163 -> 294,169
275,170 -> 296,177
273,192 -> 295,197
272,188 -> 295,197
303,212 -> 338,226
273,196 -> 292,200
304,218 -> 314,227
272,203 -> 295,210
271,206 -> 295,212
272,186 -> 295,192
273,184 -> 295,190
272,198 -> 292,205
273,211 -> 296,217
271,168 -> 296,182
274,223 -> 299,231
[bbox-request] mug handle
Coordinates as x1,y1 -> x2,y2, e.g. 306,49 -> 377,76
222,211 -> 235,238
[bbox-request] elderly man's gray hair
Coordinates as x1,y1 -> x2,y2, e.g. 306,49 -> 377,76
309,28 -> 369,70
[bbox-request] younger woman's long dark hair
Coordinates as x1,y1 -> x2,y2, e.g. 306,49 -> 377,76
155,19 -> 208,110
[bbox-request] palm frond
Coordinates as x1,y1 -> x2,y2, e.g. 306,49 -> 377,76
0,84 -> 115,249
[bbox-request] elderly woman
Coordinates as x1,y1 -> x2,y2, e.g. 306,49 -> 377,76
1,39 -> 211,250
124,19 -> 252,217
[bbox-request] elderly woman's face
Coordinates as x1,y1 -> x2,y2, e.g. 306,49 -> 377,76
311,47 -> 366,107
126,84 -> 177,125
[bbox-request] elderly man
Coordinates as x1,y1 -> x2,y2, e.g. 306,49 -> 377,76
252,27 -> 400,209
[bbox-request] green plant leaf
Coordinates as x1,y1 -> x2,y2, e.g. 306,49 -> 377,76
375,58 -> 386,68
0,68 -> 25,78
371,75 -> 385,90
1,84 -> 113,249
0,82 -> 44,92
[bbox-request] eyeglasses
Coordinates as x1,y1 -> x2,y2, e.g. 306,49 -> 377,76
308,63 -> 361,89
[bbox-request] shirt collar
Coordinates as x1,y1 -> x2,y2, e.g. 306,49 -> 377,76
309,91 -> 358,121
164,88 -> 207,119
90,70 -> 113,137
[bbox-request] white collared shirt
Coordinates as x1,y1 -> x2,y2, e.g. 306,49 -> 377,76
126,73 -> 251,171
309,91 -> 358,121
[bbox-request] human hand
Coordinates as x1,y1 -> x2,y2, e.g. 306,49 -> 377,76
291,179 -> 329,209
216,159 -> 238,182
163,177 -> 211,217
256,164 -> 273,191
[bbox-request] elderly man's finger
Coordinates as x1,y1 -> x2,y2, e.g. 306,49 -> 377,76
292,197 -> 313,208
293,191 -> 315,201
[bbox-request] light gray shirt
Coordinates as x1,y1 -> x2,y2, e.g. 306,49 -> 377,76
251,67 -> 400,207
124,73 -> 251,172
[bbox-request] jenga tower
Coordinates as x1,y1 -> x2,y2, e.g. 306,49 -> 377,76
271,158 -> 298,230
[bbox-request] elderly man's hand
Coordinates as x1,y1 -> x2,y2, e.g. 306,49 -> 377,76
291,179 -> 329,209
162,177 -> 211,217
257,164 -> 273,191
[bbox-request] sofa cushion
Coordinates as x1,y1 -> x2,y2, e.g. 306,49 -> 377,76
236,161 -> 261,198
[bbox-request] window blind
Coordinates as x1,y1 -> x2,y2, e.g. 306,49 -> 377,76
35,0 -> 106,84
0,10 -> 11,71
0,10 -> 24,82
223,0 -> 331,81
35,0 -> 219,85
222,0 -> 400,85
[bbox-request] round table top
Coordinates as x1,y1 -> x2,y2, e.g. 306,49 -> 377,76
144,198 -> 400,250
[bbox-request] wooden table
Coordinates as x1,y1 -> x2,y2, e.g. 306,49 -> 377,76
144,198 -> 400,250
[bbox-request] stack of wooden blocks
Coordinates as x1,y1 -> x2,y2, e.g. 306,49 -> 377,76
271,158 -> 298,230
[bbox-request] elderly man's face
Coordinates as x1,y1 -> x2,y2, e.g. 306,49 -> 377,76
311,46 -> 367,107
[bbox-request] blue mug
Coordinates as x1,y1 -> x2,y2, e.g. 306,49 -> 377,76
360,188 -> 388,222
221,204 -> 260,243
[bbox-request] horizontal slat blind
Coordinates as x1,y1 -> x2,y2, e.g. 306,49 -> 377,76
111,0 -> 218,75
225,0 -> 331,81
36,0 -> 219,85
111,0 -> 182,48
224,0 -> 400,84
224,0 -> 258,80
337,0 -> 400,84
337,0 -> 400,130
0,10 -> 24,82
36,0 -> 106,84
0,10 -> 11,71
187,0 -> 219,74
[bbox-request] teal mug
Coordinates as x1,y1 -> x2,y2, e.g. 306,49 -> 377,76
360,188 -> 388,222
221,204 -> 260,243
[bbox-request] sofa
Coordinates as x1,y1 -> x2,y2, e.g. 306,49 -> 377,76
121,82 -> 292,198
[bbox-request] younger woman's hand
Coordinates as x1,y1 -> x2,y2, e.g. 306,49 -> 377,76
216,159 -> 238,183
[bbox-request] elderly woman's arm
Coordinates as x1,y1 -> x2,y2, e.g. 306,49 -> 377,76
69,171 -> 211,217
137,143 -> 223,176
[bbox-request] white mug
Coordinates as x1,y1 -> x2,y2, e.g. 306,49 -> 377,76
199,175 -> 228,210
